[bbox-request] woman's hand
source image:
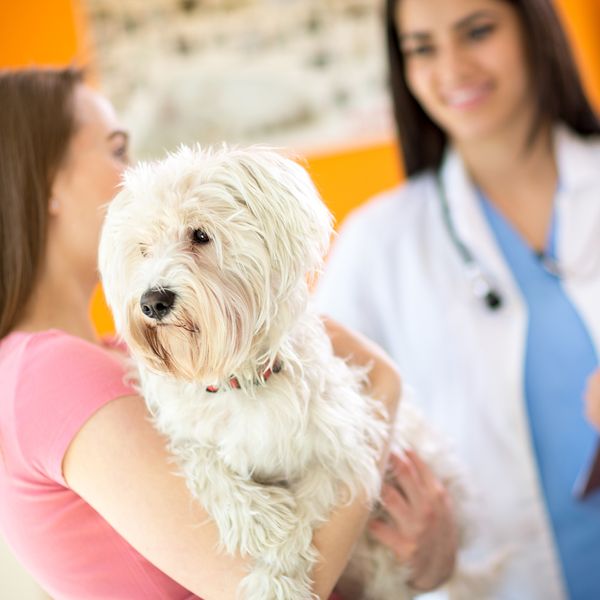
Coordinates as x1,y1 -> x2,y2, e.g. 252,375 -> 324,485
584,368 -> 600,432
369,449 -> 458,592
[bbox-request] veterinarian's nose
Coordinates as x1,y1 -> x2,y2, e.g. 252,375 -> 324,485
140,289 -> 176,320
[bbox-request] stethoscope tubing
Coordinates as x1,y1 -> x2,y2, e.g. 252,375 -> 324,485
435,173 -> 503,310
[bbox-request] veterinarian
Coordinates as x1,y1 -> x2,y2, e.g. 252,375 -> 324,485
316,0 -> 600,598
0,67 -> 406,599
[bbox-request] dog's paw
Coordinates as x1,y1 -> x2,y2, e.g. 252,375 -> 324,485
214,483 -> 300,557
243,485 -> 302,555
239,567 -> 316,600
260,523 -> 319,574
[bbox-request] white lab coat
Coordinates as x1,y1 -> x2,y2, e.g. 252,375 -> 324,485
315,125 -> 600,600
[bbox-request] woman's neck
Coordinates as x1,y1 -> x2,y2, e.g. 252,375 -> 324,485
455,121 -> 557,193
454,121 -> 559,252
15,265 -> 99,344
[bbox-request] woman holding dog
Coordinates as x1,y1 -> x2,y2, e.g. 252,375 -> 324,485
317,0 -> 600,598
0,67 -> 455,599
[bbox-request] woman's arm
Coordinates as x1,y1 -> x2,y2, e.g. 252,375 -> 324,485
325,318 -> 458,591
322,316 -> 402,412
64,394 -> 248,598
64,323 -> 401,600
312,318 -> 402,594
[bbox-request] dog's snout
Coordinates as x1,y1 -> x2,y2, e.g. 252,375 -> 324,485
140,289 -> 176,320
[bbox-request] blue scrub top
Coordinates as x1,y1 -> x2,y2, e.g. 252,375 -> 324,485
479,192 -> 600,599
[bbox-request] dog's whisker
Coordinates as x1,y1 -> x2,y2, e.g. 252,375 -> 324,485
176,323 -> 200,334
154,322 -> 200,334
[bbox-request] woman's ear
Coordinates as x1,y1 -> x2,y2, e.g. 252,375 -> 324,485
48,197 -> 61,216
49,162 -> 70,216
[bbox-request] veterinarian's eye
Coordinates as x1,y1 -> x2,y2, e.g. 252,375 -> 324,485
192,229 -> 210,244
467,23 -> 496,42
402,43 -> 435,58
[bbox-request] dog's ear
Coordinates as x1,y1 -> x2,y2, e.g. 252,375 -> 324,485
228,148 -> 334,295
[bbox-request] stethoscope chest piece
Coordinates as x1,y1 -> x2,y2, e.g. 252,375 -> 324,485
436,173 -> 504,312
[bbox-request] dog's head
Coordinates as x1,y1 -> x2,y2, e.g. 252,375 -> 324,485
99,145 -> 333,381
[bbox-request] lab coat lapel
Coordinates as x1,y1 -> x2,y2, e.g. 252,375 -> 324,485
437,145 -> 544,509
554,125 -> 600,354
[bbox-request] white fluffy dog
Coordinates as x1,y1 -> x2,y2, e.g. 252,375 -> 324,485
98,146 -> 471,600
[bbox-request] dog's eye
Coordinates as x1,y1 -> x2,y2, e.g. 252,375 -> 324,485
192,229 -> 210,245
139,244 -> 149,257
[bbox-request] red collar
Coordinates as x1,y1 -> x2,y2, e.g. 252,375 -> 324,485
206,360 -> 282,393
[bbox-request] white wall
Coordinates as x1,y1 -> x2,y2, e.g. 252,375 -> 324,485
87,0 -> 389,159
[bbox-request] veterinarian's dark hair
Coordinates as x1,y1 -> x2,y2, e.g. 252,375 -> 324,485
0,67 -> 84,339
386,0 -> 600,177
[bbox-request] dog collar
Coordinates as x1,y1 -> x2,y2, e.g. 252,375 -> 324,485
206,360 -> 282,393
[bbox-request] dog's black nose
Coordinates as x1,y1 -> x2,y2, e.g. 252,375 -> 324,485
140,289 -> 176,320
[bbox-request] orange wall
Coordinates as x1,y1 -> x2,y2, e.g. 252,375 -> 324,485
0,0 -> 91,69
555,0 -> 600,111
2,0 -> 600,336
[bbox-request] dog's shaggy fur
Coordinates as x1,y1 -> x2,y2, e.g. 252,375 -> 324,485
98,146 -> 471,599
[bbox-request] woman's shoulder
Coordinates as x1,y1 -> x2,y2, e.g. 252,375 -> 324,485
560,125 -> 600,150
1,329 -> 134,402
2,329 -> 123,370
556,125 -> 600,188
0,329 -> 136,484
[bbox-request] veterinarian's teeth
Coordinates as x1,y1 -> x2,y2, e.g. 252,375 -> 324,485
445,85 -> 491,108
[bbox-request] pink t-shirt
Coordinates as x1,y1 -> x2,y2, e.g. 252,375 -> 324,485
0,330 -> 199,600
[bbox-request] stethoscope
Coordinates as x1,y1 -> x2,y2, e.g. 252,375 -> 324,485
435,173 -> 564,312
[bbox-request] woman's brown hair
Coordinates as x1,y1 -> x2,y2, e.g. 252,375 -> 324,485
0,67 -> 83,339
385,0 -> 600,177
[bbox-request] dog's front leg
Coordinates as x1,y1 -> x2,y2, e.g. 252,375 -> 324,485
242,492 -> 321,600
182,449 -> 297,555
181,449 -> 317,599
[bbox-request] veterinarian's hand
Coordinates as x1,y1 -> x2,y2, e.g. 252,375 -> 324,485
369,449 -> 458,592
585,368 -> 600,431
